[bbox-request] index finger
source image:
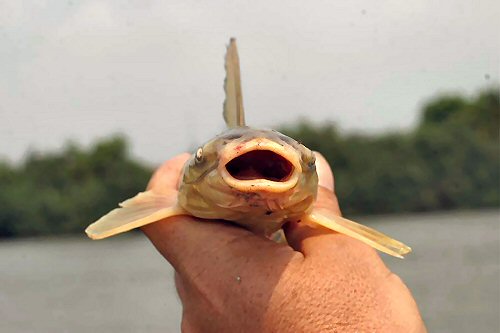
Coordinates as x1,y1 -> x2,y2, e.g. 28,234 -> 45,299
284,153 -> 380,262
147,153 -> 191,193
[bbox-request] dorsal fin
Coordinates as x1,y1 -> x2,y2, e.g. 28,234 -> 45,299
223,38 -> 246,128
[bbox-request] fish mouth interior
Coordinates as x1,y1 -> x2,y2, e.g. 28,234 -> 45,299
225,150 -> 294,182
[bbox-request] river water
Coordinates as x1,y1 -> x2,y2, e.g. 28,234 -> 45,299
1,210 -> 498,332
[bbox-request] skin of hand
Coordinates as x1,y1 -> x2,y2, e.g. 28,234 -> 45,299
142,153 -> 427,333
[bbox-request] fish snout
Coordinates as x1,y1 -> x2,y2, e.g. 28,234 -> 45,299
219,139 -> 301,193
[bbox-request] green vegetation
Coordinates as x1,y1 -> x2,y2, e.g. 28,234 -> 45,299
0,87 -> 498,237
281,87 -> 499,215
0,136 -> 152,237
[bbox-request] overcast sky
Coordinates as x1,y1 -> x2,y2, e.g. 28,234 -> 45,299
1,0 -> 498,164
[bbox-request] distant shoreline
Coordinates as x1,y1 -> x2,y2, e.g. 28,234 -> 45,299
1,208 -> 498,241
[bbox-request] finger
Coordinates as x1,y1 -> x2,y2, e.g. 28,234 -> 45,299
285,220 -> 383,273
147,153 -> 191,192
285,188 -> 384,265
314,186 -> 342,216
284,218 -> 336,256
314,152 -> 334,192
285,152 -> 341,250
174,271 -> 187,302
142,153 -> 283,284
284,196 -> 344,256
143,215 -> 297,284
313,151 -> 341,213
283,155 -> 344,255
142,153 -> 190,250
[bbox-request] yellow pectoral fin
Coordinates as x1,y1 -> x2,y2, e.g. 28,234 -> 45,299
304,209 -> 412,258
85,190 -> 186,240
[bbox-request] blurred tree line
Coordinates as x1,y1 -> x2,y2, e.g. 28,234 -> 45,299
0,136 -> 152,237
0,87 -> 498,237
282,87 -> 499,215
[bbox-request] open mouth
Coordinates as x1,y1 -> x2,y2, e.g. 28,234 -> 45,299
225,150 -> 294,182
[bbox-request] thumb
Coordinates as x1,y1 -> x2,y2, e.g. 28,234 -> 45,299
314,151 -> 335,192
284,152 -> 343,254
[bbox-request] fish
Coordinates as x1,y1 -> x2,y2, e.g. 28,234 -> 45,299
85,38 -> 411,258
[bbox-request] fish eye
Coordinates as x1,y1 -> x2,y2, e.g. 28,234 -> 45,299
195,147 -> 203,163
310,151 -> 316,163
306,151 -> 316,169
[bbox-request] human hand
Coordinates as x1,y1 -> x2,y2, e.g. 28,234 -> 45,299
142,153 -> 426,333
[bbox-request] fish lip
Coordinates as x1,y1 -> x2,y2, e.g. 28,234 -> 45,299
219,138 -> 302,193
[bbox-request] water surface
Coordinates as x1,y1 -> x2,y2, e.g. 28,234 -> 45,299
1,210 -> 498,332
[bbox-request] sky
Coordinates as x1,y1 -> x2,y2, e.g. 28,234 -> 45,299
1,0 -> 498,165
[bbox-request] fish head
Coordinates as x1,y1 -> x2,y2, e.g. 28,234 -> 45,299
179,127 -> 318,234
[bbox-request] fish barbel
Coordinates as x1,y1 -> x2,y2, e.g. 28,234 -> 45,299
85,39 -> 411,258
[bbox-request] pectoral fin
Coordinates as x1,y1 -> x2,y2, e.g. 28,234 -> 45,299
85,190 -> 186,240
304,209 -> 412,258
